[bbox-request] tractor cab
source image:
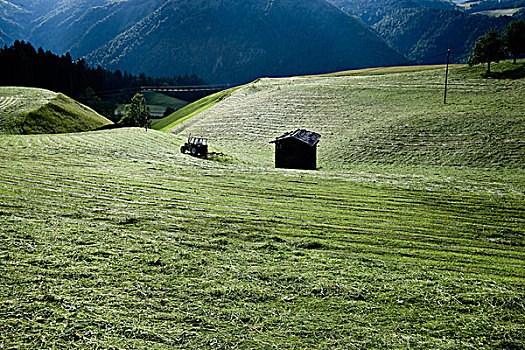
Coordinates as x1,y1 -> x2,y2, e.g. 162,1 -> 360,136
181,136 -> 208,157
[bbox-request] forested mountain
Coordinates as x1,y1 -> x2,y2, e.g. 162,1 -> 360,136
87,0 -> 405,84
327,0 -> 456,26
0,1 -> 29,45
28,0 -> 166,58
2,0 -> 522,82
0,0 -> 404,84
0,0 -> 60,45
328,0 -> 524,63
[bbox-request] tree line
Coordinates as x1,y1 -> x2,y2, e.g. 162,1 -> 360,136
0,41 -> 206,120
468,19 -> 525,73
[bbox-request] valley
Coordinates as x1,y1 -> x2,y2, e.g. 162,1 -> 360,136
1,62 -> 524,348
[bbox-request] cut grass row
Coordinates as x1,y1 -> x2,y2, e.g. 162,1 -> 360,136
1,128 -> 523,348
152,88 -> 241,132
0,87 -> 112,134
159,61 -> 525,170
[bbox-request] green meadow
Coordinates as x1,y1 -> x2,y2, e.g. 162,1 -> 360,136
0,87 -> 112,135
1,62 -> 524,349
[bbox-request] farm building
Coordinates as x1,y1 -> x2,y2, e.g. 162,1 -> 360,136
270,129 -> 321,170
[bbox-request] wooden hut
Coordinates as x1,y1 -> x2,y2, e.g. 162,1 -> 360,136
270,129 -> 321,170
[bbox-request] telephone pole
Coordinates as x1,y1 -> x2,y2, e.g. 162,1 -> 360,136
444,48 -> 450,104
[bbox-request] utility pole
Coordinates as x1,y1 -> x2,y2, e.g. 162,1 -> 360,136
444,48 -> 450,104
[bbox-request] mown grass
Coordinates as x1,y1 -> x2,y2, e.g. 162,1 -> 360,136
0,87 -> 112,134
0,128 -> 523,349
162,60 -> 525,170
0,87 -> 57,134
312,64 -> 454,77
151,86 -> 242,132
1,62 -> 524,349
21,93 -> 113,134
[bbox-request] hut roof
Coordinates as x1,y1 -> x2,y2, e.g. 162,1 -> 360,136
270,129 -> 321,147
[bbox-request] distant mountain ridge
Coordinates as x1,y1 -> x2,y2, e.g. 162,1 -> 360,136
87,0 -> 406,84
2,0 -> 523,77
0,0 -> 405,84
327,0 -> 524,63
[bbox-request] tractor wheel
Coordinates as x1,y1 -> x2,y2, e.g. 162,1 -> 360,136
180,146 -> 186,153
190,147 -> 197,156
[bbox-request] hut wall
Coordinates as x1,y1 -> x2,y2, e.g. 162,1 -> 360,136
274,138 -> 317,170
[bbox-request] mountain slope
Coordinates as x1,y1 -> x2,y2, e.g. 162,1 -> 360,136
0,0 -> 30,44
0,87 -> 113,134
86,0 -> 405,84
159,61 -> 525,170
328,0 -> 520,63
27,0 -> 165,57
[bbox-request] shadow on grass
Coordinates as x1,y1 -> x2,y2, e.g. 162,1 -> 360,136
482,65 -> 525,79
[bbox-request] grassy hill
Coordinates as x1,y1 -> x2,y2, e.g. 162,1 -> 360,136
0,64 -> 524,348
116,92 -> 188,119
157,61 -> 525,170
143,92 -> 188,118
151,87 -> 240,132
0,87 -> 112,134
0,128 -> 523,348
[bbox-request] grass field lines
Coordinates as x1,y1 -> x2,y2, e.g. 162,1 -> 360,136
1,101 -> 524,348
0,130 -> 522,280
2,168 -> 516,238
0,95 -> 23,134
1,172 -> 522,280
166,66 -> 525,170
0,95 -> 21,110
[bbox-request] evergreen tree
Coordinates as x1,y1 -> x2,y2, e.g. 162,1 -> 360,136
468,28 -> 506,73
503,19 -> 525,64
120,93 -> 150,129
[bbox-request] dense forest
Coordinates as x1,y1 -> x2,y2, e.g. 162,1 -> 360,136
0,41 -> 206,120
328,0 -> 525,63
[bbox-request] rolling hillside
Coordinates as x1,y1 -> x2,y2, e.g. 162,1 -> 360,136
0,130 -> 523,347
157,61 -> 525,170
0,63 -> 524,348
0,87 -> 113,134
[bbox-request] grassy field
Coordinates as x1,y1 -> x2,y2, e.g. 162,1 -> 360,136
471,8 -> 524,17
1,62 -> 524,349
0,87 -> 112,134
117,92 -> 189,119
163,61 -> 525,170
152,87 -> 241,132
143,92 -> 188,118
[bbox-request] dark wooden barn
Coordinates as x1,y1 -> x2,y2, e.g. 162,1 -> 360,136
270,129 -> 321,170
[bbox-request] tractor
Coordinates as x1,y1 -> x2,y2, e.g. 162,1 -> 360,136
180,135 -> 208,157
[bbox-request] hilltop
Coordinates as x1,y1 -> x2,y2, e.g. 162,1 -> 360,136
155,61 -> 525,170
0,87 -> 112,134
